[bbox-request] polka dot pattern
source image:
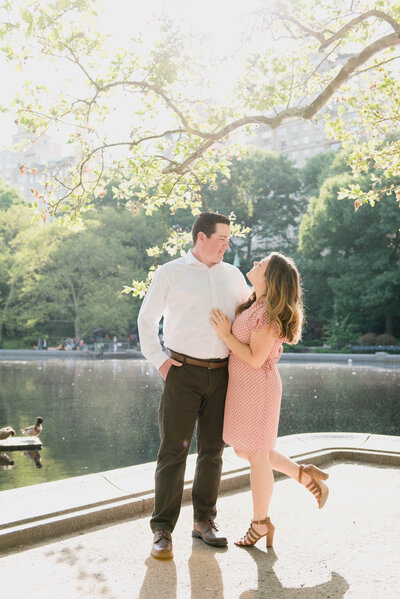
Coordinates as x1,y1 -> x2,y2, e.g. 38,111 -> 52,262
223,300 -> 286,453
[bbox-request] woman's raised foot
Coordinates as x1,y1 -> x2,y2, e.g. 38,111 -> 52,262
299,464 -> 329,509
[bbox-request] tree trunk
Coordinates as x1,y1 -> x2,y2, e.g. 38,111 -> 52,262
246,234 -> 253,262
385,312 -> 394,336
74,315 -> 80,339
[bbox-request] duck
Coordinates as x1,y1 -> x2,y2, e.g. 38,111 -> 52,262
21,417 -> 43,437
0,452 -> 15,468
0,427 -> 16,440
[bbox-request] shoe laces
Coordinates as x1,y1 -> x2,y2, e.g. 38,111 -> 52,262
156,529 -> 171,542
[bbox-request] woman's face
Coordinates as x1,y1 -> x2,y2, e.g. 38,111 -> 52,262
246,257 -> 269,290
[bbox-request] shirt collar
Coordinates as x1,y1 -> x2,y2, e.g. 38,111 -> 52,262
184,249 -> 201,266
185,249 -> 225,269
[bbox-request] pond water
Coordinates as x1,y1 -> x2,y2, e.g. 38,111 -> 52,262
0,359 -> 399,492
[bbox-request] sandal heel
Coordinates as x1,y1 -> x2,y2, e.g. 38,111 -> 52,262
266,522 -> 275,547
235,517 -> 275,548
310,465 -> 329,480
299,464 -> 330,509
318,479 -> 329,509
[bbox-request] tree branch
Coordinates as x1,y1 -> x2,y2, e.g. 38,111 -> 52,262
271,12 -> 326,44
163,31 -> 400,175
302,32 -> 400,116
350,54 -> 400,78
273,9 -> 400,51
318,10 -> 400,50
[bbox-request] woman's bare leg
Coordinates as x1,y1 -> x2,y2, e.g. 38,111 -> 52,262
269,451 -> 330,508
235,448 -> 314,497
234,450 -> 274,536
269,449 -> 313,486
248,452 -> 274,521
235,448 -> 328,512
234,449 -> 249,461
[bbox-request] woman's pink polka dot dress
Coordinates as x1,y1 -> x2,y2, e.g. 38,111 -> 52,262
223,300 -> 286,453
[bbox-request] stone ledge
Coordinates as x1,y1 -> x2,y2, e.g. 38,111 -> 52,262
0,432 -> 399,553
0,436 -> 42,451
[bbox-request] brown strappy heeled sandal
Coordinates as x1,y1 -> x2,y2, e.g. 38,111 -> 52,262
234,516 -> 275,548
299,464 -> 329,509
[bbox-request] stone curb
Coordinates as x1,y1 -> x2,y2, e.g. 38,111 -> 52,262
1,432 -> 399,554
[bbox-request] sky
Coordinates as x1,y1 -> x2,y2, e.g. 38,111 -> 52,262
0,0 -> 269,150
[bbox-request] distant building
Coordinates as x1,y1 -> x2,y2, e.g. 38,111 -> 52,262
247,116 -> 341,167
245,53 -> 363,166
0,127 -> 75,203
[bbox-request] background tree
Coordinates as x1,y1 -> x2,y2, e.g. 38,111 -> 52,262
20,225 -> 130,339
0,177 -> 25,210
0,182 -> 36,345
300,151 -> 337,198
299,164 -> 400,339
204,149 -> 304,271
0,184 -> 165,344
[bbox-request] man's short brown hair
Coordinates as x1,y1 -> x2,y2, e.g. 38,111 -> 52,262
192,211 -> 230,245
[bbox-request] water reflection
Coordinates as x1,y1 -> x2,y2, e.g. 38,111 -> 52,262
0,453 -> 14,469
22,449 -> 42,469
0,359 -> 399,491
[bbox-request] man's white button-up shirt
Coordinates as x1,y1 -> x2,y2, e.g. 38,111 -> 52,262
137,249 -> 250,370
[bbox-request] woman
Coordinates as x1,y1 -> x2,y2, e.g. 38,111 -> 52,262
210,252 -> 329,548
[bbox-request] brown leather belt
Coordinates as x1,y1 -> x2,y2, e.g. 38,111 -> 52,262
167,349 -> 228,369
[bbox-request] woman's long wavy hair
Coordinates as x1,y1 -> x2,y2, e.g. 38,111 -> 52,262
237,252 -> 304,344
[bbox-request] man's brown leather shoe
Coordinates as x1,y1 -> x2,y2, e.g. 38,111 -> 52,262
151,529 -> 173,559
192,520 -> 228,547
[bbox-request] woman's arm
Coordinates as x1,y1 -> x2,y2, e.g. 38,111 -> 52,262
210,309 -> 278,369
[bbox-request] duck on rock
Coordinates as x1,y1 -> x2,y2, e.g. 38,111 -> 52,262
21,417 -> 43,437
0,427 -> 16,440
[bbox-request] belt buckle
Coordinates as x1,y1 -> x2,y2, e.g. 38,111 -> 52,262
207,362 -> 213,369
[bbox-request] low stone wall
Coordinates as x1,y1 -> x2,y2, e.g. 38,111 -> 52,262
280,352 -> 400,365
1,349 -> 399,365
0,349 -> 143,360
1,432 -> 399,553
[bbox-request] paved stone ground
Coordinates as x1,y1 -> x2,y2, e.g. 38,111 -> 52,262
1,461 -> 399,599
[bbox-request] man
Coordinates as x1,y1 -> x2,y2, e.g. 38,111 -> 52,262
138,211 -> 249,559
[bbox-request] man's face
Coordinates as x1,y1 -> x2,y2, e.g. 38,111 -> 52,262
197,223 -> 230,265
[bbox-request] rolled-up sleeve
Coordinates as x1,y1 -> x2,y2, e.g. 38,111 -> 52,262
137,267 -> 169,370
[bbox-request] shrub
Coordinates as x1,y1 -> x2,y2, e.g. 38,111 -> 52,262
358,333 -> 377,346
375,333 -> 397,346
324,316 -> 361,349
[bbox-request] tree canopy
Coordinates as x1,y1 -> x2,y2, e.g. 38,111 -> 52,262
1,2 -> 400,271
1,0 -> 400,306
299,161 -> 400,337
0,181 -> 164,343
1,139 -> 399,346
204,150 -> 304,271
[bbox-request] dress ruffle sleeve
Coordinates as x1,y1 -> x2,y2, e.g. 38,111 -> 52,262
248,302 -> 279,335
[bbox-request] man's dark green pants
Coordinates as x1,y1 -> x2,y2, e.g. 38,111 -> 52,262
150,361 -> 228,533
